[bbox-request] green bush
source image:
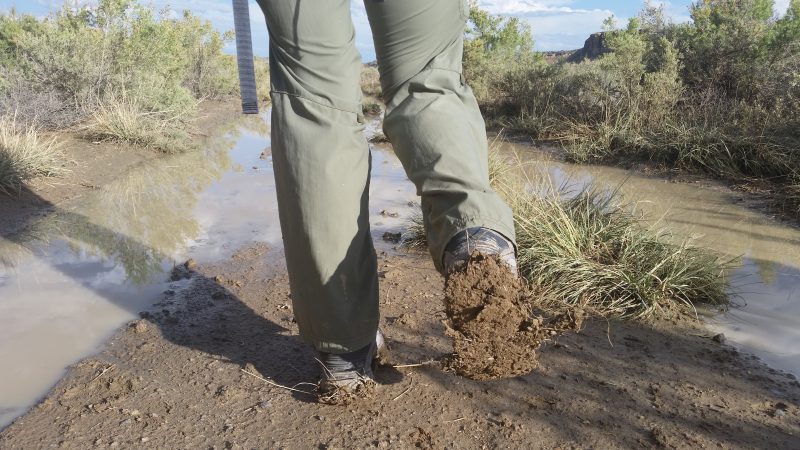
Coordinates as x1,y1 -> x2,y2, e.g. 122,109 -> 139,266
0,0 -> 262,150
464,1 -> 800,219
463,5 -> 541,108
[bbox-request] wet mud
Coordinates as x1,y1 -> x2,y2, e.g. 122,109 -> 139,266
443,253 -> 585,380
3,248 -> 800,449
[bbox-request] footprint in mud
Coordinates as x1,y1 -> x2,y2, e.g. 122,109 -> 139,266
442,253 -> 586,380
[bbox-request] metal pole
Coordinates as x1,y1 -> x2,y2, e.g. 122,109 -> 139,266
232,0 -> 259,114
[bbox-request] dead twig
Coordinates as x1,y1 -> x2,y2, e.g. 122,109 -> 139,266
392,379 -> 413,401
392,360 -> 436,369
240,368 -> 314,396
444,417 -> 467,423
88,364 -> 115,384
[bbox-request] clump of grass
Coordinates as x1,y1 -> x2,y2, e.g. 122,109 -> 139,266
360,65 -> 382,99
362,102 -> 382,116
401,206 -> 427,250
360,65 -> 383,117
85,96 -> 195,153
0,115 -> 64,195
404,148 -> 732,320
509,183 -> 731,319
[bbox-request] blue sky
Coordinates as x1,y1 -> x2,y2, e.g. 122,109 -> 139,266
1,1 -> 793,60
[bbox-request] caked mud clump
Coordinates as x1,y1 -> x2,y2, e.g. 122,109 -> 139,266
443,253 -> 585,380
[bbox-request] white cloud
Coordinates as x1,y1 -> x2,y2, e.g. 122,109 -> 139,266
479,0 -> 588,14
774,0 -> 791,15
473,1 -> 616,50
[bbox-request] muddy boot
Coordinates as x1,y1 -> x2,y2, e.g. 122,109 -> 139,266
443,227 -> 517,276
316,330 -> 386,404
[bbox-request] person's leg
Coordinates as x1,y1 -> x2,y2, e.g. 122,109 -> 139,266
255,0 -> 378,354
363,0 -> 516,273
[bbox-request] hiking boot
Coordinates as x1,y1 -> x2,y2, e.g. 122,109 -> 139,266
316,330 -> 386,402
443,227 -> 517,276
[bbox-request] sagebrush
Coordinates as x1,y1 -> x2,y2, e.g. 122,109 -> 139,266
463,1 -> 800,220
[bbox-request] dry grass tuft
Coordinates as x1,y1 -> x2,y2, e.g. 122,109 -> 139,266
0,115 -> 65,195
404,144 -> 733,319
85,95 -> 195,153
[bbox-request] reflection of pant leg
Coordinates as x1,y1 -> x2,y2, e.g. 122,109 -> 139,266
364,0 -> 516,274
255,0 -> 378,354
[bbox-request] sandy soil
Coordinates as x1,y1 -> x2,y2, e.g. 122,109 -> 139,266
1,243 -> 798,449
0,101 -> 239,236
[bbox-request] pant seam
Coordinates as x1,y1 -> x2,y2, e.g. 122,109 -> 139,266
385,65 -> 463,103
270,89 -> 361,115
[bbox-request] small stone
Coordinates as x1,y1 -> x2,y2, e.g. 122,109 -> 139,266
170,266 -> 190,281
184,259 -> 198,270
382,232 -> 402,243
712,333 -> 726,343
211,291 -> 226,300
129,320 -> 148,334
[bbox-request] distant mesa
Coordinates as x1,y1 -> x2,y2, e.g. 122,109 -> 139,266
542,32 -> 608,64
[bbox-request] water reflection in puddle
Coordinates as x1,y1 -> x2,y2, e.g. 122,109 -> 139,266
499,142 -> 800,377
0,113 -> 416,429
1,118 -> 799,429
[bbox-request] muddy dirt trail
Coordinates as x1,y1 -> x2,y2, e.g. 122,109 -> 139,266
1,245 -> 798,449
2,109 -> 800,447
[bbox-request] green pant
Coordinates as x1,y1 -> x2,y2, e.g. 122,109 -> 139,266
256,0 -> 515,353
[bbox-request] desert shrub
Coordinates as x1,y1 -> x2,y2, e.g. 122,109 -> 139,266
360,65 -> 382,115
0,0 -> 261,149
464,1 -> 800,219
0,67 -> 82,129
0,116 -> 64,194
360,65 -> 382,99
463,5 -> 541,107
85,94 -> 194,153
255,57 -> 272,104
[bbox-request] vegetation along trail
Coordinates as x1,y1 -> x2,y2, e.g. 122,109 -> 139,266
1,111 -> 799,447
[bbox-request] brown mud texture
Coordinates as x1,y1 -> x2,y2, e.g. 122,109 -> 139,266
443,253 -> 585,380
2,248 -> 800,448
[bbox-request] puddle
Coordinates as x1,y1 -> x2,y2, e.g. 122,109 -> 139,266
0,113 -> 417,429
1,117 -> 798,429
499,142 -> 800,377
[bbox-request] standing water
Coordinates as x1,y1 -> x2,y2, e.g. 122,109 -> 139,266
0,113 -> 417,429
500,142 -> 800,377
1,116 -> 799,430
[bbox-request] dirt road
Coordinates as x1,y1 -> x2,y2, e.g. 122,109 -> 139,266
1,243 -> 798,449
